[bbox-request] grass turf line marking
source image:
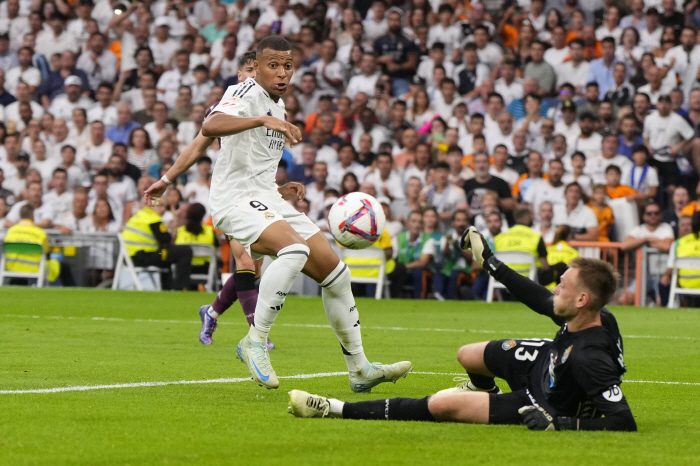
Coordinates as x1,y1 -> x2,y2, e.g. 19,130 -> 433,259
4,314 -> 699,341
1,372 -> 698,395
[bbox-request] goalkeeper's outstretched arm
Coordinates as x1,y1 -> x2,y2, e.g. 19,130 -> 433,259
462,227 -> 564,326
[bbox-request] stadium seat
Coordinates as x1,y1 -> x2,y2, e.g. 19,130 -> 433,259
184,243 -> 219,292
667,256 -> 700,308
0,242 -> 46,287
112,234 -> 168,291
341,248 -> 391,300
486,251 -> 537,303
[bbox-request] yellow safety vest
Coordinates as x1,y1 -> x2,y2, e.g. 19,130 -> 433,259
545,241 -> 579,289
676,234 -> 700,289
123,207 -> 162,256
3,220 -> 48,273
494,224 -> 543,274
344,229 -> 396,278
175,224 -> 215,266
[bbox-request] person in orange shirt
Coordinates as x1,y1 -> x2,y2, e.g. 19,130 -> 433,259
460,134 -> 489,169
681,180 -> 700,217
604,165 -> 640,200
587,184 -> 615,242
304,95 -> 343,135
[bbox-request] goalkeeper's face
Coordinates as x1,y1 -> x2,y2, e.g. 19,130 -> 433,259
553,268 -> 586,319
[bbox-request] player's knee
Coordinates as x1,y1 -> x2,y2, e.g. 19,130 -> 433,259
427,395 -> 457,420
457,343 -> 485,369
320,260 -> 351,293
276,243 -> 310,272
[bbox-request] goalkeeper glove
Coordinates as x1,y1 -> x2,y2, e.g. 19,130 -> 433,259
459,226 -> 493,266
518,406 -> 578,431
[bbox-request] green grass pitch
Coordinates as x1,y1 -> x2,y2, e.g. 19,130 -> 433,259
1,287 -> 700,466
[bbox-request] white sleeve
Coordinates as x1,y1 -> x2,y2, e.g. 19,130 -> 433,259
647,166 -> 659,187
421,238 -> 436,256
123,180 -> 138,203
667,242 -> 676,268
211,82 -> 256,117
584,208 -> 599,228
676,115 -> 695,141
522,180 -> 538,204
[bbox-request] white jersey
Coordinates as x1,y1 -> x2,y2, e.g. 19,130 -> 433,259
209,77 -> 287,227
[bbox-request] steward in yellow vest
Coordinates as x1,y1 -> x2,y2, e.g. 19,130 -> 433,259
4,205 -> 48,273
123,202 -> 193,290
494,207 -> 549,277
674,232 -> 700,289
174,203 -> 218,269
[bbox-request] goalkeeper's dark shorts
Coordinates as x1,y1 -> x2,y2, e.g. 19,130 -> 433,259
483,338 -> 552,390
488,389 -> 530,425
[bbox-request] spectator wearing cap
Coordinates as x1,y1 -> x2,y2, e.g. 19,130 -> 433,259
639,8 -> 662,53
48,75 -> 93,120
555,39 -> 589,95
524,40 -> 556,97
586,37 -> 620,99
156,50 -> 195,109
76,32 -> 117,91
106,103 -> 141,146
453,42 -> 489,99
37,50 -> 90,106
148,17 -> 179,72
35,13 -> 78,60
373,8 -> 418,98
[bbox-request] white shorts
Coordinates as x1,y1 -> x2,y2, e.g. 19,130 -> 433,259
215,194 -> 320,260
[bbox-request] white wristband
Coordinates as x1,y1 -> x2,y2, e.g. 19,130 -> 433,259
161,175 -> 173,185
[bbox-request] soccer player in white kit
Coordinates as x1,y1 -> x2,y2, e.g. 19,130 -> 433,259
200,36 -> 412,391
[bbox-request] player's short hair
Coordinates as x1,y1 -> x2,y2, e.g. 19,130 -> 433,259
19,204 -> 34,220
257,36 -> 291,57
239,51 -> 256,68
569,258 -> 618,310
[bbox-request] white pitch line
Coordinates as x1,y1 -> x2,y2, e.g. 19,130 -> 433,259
4,314 -> 699,341
1,371 -> 698,395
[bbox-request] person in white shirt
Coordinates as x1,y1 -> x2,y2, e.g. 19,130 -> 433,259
473,25 -> 502,71
42,167 -> 73,215
352,108 -> 388,153
5,46 -> 40,95
416,42 -> 455,84
523,159 -> 566,220
427,4 -> 461,59
486,111 -> 516,154
76,32 -> 117,91
4,80 -> 43,131
4,181 -> 54,228
148,18 -> 179,71
430,78 -> 464,120
35,12 -> 78,59
87,82 -> 118,127
76,120 -> 112,175
569,112 -> 602,159
494,59 -> 523,106
552,181 -> 598,241
489,144 -> 519,188
639,8 -> 662,52
543,26 -> 570,68
636,65 -> 672,105
533,201 -> 556,244
585,134 -> 633,185
184,156 -> 212,213
363,0 -> 388,43
555,39 -> 589,95
48,118 -> 77,161
256,0 -> 301,40
0,0 -> 29,53
621,202 -> 674,254
595,5 -> 623,44
66,0 -> 94,52
364,152 -> 405,200
54,190 -> 92,234
346,53 -> 379,100
327,143 -> 367,191
418,160 -> 466,231
57,144 -> 89,190
156,50 -> 196,109
310,39 -> 345,98
209,34 -> 238,81
48,75 -> 94,121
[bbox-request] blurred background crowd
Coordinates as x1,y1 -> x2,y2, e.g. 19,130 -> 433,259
2,0 -> 700,301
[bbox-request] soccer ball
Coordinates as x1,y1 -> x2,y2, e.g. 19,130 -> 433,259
328,192 -> 386,249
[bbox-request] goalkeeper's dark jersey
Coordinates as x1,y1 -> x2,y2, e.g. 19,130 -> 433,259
490,263 -> 636,430
526,309 -> 630,420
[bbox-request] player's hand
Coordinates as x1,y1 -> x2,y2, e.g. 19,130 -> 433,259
144,179 -> 169,206
278,182 -> 305,201
262,116 -> 302,146
518,406 -> 556,431
459,226 -> 493,266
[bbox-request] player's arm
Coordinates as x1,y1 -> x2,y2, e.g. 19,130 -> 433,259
144,132 -> 215,205
201,113 -> 301,144
462,227 -> 564,325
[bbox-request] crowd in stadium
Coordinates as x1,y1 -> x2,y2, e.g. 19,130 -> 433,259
2,0 -> 700,301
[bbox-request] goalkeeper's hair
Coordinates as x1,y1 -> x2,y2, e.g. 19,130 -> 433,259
569,258 -> 618,311
257,36 -> 291,57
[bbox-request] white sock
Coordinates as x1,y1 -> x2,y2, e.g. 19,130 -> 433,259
248,243 -> 310,343
328,398 -> 345,418
207,306 -> 220,319
320,262 -> 370,372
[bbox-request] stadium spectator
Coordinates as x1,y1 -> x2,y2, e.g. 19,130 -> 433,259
392,210 -> 435,299
433,209 -> 473,300
463,151 -> 514,218
2,203 -> 49,283
513,151 -> 546,203
553,182 -> 598,241
621,202 -> 674,254
48,76 -> 93,120
107,103 -> 141,145
374,8 -> 418,97
660,212 -> 700,305
365,152 -> 405,201
663,186 -> 690,238
587,184 -> 616,242
54,190 -> 90,234
533,201 -> 556,244
523,158 -> 565,219
42,168 -> 72,215
494,206 -> 549,277
4,180 -> 53,228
